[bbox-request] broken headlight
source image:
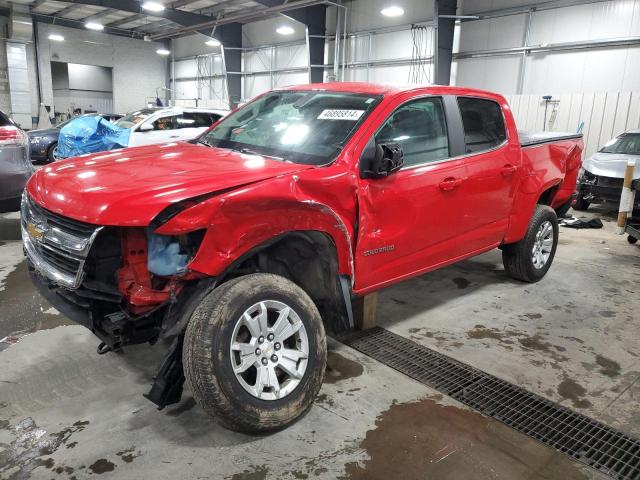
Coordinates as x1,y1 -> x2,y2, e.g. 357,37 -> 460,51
147,229 -> 205,276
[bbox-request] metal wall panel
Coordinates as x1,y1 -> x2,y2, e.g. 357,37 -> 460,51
506,91 -> 640,158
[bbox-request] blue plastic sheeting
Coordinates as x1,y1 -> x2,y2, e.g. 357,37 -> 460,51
57,115 -> 130,159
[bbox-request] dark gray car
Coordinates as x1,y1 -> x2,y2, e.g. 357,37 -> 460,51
29,113 -> 123,163
0,110 -> 33,213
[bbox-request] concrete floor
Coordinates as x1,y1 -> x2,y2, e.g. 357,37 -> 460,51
1,206 -> 638,480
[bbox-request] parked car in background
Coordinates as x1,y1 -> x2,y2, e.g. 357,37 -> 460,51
28,113 -> 123,163
115,107 -> 229,147
23,83 -> 583,432
0,110 -> 32,213
575,129 -> 640,210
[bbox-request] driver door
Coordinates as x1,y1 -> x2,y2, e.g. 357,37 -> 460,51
355,96 -> 469,292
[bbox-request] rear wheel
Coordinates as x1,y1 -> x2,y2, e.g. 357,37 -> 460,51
572,194 -> 590,211
47,142 -> 58,163
183,273 -> 326,433
502,205 -> 559,283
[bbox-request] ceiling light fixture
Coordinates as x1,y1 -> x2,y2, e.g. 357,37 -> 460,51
381,5 -> 404,17
156,48 -> 171,55
205,38 -> 221,47
48,33 -> 65,41
142,1 -> 165,12
85,21 -> 104,31
276,25 -> 295,35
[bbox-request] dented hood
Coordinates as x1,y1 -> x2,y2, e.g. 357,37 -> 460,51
583,151 -> 640,179
27,142 -> 312,226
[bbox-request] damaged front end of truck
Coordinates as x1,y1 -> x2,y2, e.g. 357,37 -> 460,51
22,192 -> 216,408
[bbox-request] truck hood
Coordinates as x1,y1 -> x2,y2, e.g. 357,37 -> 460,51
27,142 -> 312,226
583,152 -> 640,179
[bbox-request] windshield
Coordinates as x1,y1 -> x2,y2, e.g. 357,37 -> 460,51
115,108 -> 158,129
198,91 -> 382,165
599,133 -> 640,155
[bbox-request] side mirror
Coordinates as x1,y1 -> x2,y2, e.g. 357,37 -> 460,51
360,139 -> 404,179
138,123 -> 154,132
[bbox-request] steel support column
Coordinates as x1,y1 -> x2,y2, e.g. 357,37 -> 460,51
434,0 -> 457,85
218,23 -> 242,108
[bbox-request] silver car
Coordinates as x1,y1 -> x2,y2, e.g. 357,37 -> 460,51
575,129 -> 640,210
0,110 -> 32,213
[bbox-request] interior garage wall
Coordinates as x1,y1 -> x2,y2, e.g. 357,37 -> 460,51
453,0 -> 640,94
325,0 -> 434,85
241,17 -> 309,101
507,91 -> 640,157
36,23 -> 167,115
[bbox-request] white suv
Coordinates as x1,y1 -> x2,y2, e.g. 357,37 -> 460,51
116,107 -> 229,147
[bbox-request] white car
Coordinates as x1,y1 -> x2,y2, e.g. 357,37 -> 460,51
575,129 -> 640,210
115,107 -> 229,147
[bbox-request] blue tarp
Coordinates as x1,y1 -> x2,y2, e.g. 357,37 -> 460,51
57,115 -> 130,159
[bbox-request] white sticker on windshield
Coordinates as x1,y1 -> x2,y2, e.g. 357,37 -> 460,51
317,109 -> 365,121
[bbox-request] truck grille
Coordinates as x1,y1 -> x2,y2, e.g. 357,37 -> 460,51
21,194 -> 102,289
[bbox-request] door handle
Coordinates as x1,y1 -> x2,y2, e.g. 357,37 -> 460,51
501,164 -> 518,176
439,177 -> 463,191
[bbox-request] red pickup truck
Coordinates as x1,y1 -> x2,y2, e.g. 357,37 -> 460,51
22,83 -> 583,432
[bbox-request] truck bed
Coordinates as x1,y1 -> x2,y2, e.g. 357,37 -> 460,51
519,131 -> 583,148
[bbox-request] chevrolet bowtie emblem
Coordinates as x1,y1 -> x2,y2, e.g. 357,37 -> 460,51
26,222 -> 46,242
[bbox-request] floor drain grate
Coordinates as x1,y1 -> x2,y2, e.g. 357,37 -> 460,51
340,327 -> 640,479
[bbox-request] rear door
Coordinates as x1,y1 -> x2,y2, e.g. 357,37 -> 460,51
355,95 -> 469,292
456,97 -> 518,253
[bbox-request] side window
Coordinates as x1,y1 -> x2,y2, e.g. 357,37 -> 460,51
376,97 -> 449,168
152,115 -> 176,131
457,97 -> 506,154
177,112 -> 215,128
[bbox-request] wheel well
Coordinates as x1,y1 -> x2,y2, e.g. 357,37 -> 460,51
537,185 -> 559,206
218,231 -> 352,333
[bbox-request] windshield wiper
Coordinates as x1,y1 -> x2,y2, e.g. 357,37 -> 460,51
239,147 -> 288,162
197,138 -> 214,147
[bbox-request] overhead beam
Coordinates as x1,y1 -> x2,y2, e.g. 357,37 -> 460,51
80,8 -> 117,21
33,12 -> 146,38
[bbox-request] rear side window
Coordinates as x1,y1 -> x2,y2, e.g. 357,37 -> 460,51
178,112 -> 219,128
457,97 -> 506,154
376,97 -> 449,167
0,111 -> 14,127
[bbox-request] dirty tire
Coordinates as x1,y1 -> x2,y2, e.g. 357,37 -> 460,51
628,235 -> 638,245
47,142 -> 58,163
502,205 -> 559,283
572,194 -> 590,211
183,273 -> 326,433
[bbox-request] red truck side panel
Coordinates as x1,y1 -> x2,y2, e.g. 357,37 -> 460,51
503,138 -> 583,244
156,166 -> 359,280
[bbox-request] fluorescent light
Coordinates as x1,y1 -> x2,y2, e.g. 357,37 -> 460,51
85,22 -> 104,31
156,48 -> 171,55
205,38 -> 221,47
48,33 -> 64,41
381,5 -> 404,17
276,25 -> 295,35
142,1 -> 165,11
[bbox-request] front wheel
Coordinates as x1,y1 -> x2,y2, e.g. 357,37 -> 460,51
572,193 -> 590,211
502,205 -> 559,283
47,142 -> 58,163
183,273 -> 326,433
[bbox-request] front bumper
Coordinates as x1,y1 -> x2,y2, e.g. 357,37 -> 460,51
577,174 -> 639,206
